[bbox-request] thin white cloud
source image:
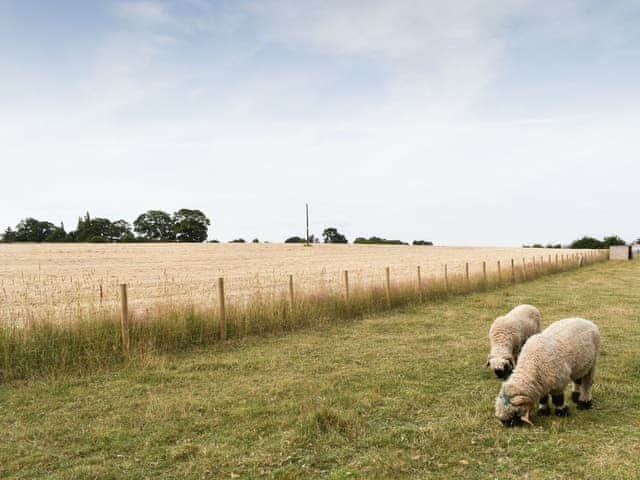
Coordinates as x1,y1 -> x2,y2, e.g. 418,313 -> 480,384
115,1 -> 173,26
80,31 -> 178,118
241,0 -> 512,118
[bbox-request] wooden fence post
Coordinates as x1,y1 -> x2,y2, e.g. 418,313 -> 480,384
99,284 -> 103,306
532,256 -> 536,274
522,258 -> 527,280
417,266 -> 422,299
385,267 -> 391,306
511,259 -> 515,283
465,262 -> 470,285
482,261 -> 487,284
119,284 -> 130,356
444,264 -> 449,292
218,277 -> 226,341
344,270 -> 350,310
555,254 -> 559,266
497,260 -> 502,283
288,274 -> 294,313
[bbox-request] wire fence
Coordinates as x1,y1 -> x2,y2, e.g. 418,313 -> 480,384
0,248 -> 609,380
0,249 -> 606,327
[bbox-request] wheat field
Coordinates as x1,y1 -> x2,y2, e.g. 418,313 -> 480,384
0,243 -> 600,325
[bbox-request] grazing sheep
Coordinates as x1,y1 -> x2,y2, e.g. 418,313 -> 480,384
486,304 -> 542,379
495,317 -> 600,427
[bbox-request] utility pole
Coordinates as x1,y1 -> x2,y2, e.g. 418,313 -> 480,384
305,203 -> 310,246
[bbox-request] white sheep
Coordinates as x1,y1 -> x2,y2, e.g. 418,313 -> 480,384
495,317 -> 600,427
486,304 -> 542,379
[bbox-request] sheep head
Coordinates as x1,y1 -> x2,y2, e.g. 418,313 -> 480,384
486,355 -> 514,379
495,386 -> 534,427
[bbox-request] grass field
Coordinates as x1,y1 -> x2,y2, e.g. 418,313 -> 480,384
0,243 -> 598,323
1,259 -> 637,479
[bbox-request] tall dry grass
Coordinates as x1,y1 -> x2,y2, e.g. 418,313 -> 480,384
0,249 -> 607,381
0,243 -> 601,325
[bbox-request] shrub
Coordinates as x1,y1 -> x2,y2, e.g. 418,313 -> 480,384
285,236 -> 306,243
354,237 -> 408,245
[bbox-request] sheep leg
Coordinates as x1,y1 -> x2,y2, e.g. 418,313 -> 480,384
571,378 -> 582,404
577,368 -> 595,409
538,394 -> 551,416
552,392 -> 570,417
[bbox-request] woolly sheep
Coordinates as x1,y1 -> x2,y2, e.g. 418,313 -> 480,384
486,304 -> 542,379
495,317 -> 600,427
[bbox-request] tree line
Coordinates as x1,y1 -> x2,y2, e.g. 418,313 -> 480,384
524,235 -> 635,249
3,215 -> 635,247
285,228 -> 433,245
1,210 -> 211,243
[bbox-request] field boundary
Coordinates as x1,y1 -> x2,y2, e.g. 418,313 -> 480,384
0,250 -> 608,381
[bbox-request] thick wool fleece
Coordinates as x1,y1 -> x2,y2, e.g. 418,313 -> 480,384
487,304 -> 541,375
496,317 -> 600,422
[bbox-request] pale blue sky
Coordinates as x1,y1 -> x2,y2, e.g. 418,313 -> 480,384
1,1 -> 639,244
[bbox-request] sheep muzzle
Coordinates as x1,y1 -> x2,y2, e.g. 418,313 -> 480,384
494,365 -> 512,379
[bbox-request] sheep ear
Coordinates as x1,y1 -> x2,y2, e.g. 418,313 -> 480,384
521,410 -> 534,426
511,395 -> 532,407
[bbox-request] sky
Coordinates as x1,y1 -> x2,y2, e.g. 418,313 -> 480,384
1,0 -> 639,245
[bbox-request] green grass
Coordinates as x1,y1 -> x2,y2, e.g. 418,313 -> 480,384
0,252 -> 605,381
1,259 -> 638,479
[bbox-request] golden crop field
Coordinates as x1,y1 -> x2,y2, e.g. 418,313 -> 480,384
0,243 -> 598,325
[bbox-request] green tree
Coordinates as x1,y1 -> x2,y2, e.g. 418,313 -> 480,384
110,220 -> 135,242
173,209 -> 210,243
133,210 -> 175,241
12,218 -> 58,242
569,236 -> 604,249
602,235 -> 626,248
45,225 -> 68,242
71,213 -> 133,242
1,227 -> 17,242
322,227 -> 348,244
